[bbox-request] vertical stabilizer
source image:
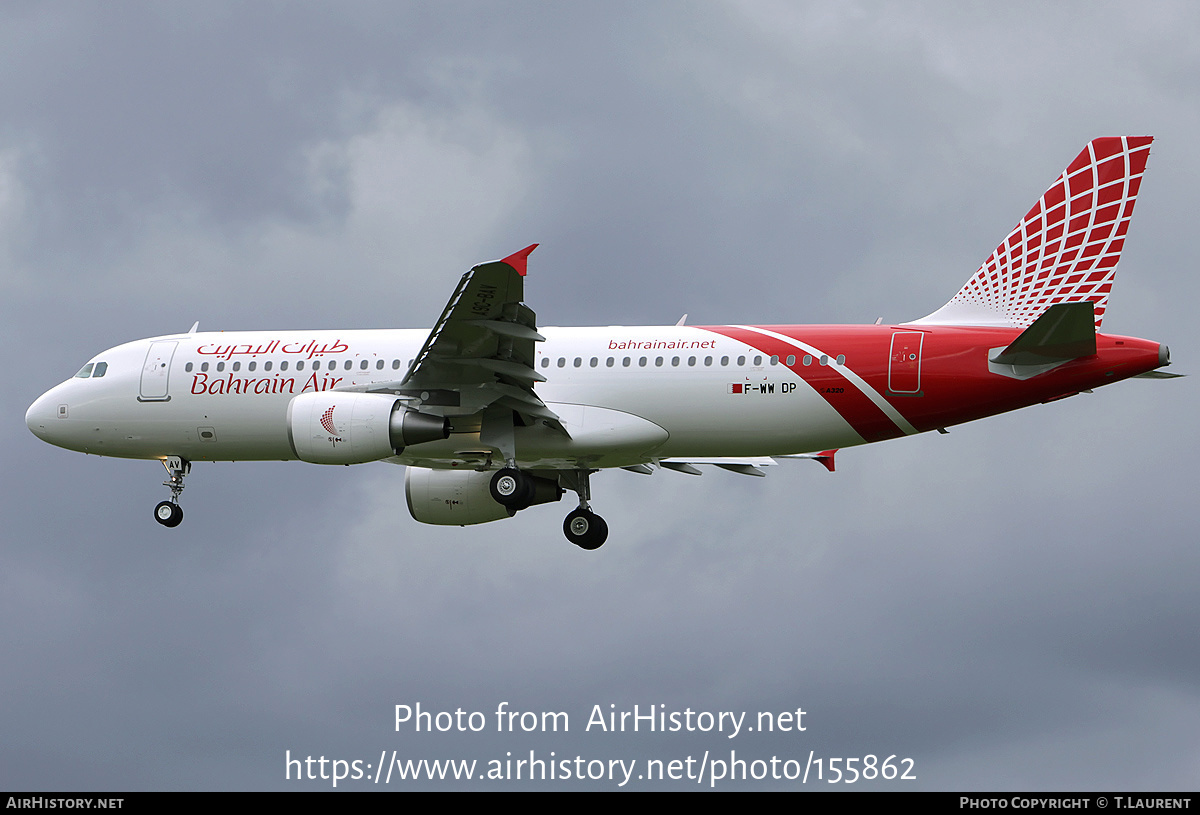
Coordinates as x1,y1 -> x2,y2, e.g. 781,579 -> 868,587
911,136 -> 1152,329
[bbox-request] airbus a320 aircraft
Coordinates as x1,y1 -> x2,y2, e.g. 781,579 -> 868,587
26,137 -> 1176,549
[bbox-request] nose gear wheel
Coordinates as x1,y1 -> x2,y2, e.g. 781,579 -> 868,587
154,457 -> 190,528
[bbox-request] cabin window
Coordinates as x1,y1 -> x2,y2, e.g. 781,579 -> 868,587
639,357 -> 647,367
280,361 -> 288,371
232,362 -> 241,372
737,356 -> 745,366
721,356 -> 729,366
393,360 -> 402,370
655,356 -> 664,367
770,355 -> 779,365
376,359 -> 384,370
606,357 -> 614,367
216,362 -> 225,372
819,355 -> 828,366
201,362 -> 209,372
573,357 -> 582,368
344,360 -> 352,370
264,361 -> 273,371
836,354 -> 845,366
803,355 -> 812,366
786,355 -> 795,366
704,356 -> 712,366
328,361 -> 337,370
184,362 -> 193,373
248,362 -> 257,371
622,357 -> 631,367
541,358 -> 550,368
589,357 -> 598,367
557,358 -> 566,368
753,355 -> 762,366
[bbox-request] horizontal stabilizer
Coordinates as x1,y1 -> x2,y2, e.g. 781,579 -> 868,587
990,302 -> 1096,366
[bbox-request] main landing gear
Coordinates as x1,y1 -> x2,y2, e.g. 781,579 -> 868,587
558,469 -> 608,550
563,507 -> 607,551
489,467 -> 534,507
153,456 -> 190,528
488,465 -> 609,550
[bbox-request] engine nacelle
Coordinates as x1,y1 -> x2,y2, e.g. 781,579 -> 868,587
405,467 -> 562,526
405,467 -> 514,525
287,392 -> 448,464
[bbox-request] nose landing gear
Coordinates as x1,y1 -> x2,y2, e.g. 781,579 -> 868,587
154,500 -> 183,527
154,456 -> 190,528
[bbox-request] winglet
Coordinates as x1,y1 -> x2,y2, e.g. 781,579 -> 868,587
500,244 -> 539,276
777,449 -> 838,472
814,449 -> 837,473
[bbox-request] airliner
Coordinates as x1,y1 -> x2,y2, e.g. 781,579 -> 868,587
25,137 -> 1176,549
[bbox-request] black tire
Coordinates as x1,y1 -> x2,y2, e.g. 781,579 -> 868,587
489,468 -> 532,507
563,508 -> 608,550
154,500 -> 183,528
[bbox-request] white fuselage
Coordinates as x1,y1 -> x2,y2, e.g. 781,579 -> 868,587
26,326 -> 866,470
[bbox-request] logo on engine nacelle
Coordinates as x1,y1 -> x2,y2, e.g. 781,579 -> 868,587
320,406 -> 338,434
320,406 -> 343,446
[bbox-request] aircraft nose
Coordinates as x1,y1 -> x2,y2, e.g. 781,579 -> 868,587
26,391 -> 58,441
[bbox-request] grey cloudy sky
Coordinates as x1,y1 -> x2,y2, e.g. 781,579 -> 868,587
3,1 -> 1197,790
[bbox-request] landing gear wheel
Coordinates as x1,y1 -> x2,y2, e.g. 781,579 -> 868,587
564,508 -> 608,550
490,468 -> 532,507
154,501 -> 183,528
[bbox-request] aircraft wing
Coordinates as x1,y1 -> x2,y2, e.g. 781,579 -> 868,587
357,245 -> 565,432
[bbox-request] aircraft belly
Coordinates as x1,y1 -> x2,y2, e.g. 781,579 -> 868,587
516,403 -> 668,463
90,394 -> 294,461
538,372 -> 865,458
166,397 -> 293,461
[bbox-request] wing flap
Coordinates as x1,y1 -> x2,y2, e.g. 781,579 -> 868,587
659,451 -> 839,475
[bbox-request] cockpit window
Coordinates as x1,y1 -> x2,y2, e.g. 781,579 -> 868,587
92,362 -> 108,378
74,363 -> 94,378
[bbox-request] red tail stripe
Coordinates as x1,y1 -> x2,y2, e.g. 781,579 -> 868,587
700,326 -> 907,444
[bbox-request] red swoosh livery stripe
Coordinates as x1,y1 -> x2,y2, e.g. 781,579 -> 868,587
698,325 -> 909,444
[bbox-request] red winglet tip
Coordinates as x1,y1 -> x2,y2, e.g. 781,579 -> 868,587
501,244 -> 539,276
816,449 -> 837,473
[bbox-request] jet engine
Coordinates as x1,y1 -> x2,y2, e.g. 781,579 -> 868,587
405,467 -> 562,525
287,392 -> 448,464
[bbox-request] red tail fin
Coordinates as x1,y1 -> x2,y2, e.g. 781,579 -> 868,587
913,137 -> 1152,329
